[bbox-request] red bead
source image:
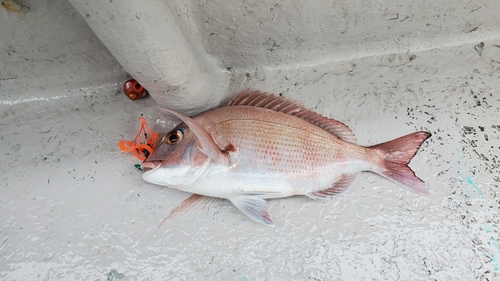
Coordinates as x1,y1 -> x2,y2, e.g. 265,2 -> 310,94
123,79 -> 148,100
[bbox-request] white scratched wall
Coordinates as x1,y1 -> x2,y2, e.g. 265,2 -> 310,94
1,0 -> 500,280
190,0 -> 500,69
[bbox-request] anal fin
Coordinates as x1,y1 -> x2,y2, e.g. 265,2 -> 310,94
310,174 -> 358,199
159,194 -> 224,228
230,196 -> 275,226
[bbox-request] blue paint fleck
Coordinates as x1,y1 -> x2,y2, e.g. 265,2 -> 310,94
107,269 -> 125,281
484,224 -> 491,233
464,176 -> 483,198
455,148 -> 465,160
487,237 -> 499,270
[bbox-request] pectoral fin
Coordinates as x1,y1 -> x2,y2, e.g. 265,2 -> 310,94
160,107 -> 228,165
230,196 -> 275,226
159,194 -> 224,228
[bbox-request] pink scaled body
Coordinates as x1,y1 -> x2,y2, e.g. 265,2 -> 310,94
141,89 -> 431,226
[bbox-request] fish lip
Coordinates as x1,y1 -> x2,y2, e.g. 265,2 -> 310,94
141,161 -> 161,172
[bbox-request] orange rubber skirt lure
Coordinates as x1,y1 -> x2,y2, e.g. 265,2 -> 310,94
118,114 -> 158,161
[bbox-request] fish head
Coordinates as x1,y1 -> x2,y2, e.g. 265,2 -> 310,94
140,124 -> 210,187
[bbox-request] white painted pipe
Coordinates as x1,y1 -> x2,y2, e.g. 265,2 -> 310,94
68,0 -> 229,113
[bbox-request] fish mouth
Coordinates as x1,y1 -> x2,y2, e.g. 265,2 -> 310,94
140,161 -> 161,172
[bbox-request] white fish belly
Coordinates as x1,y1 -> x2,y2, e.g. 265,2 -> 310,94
177,159 -> 372,199
176,164 -> 294,199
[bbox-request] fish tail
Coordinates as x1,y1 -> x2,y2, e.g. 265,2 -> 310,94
370,132 -> 431,194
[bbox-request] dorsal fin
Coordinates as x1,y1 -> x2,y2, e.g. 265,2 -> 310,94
226,89 -> 357,143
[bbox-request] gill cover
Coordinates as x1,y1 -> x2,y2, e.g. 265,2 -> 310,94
141,126 -> 211,186
159,107 -> 228,165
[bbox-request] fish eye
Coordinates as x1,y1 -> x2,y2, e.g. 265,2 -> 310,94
165,129 -> 183,145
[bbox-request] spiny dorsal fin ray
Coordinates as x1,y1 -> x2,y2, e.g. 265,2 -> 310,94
226,89 -> 357,143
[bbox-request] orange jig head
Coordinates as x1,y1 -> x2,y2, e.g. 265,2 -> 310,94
118,114 -> 159,161
123,79 -> 148,100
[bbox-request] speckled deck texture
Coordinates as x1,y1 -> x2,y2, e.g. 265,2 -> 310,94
2,42 -> 500,280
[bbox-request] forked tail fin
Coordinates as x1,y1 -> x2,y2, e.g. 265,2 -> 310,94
370,132 -> 431,194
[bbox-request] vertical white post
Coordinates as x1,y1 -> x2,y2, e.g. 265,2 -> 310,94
68,0 -> 229,113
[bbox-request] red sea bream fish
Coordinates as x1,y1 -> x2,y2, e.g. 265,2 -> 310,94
140,89 -> 431,226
